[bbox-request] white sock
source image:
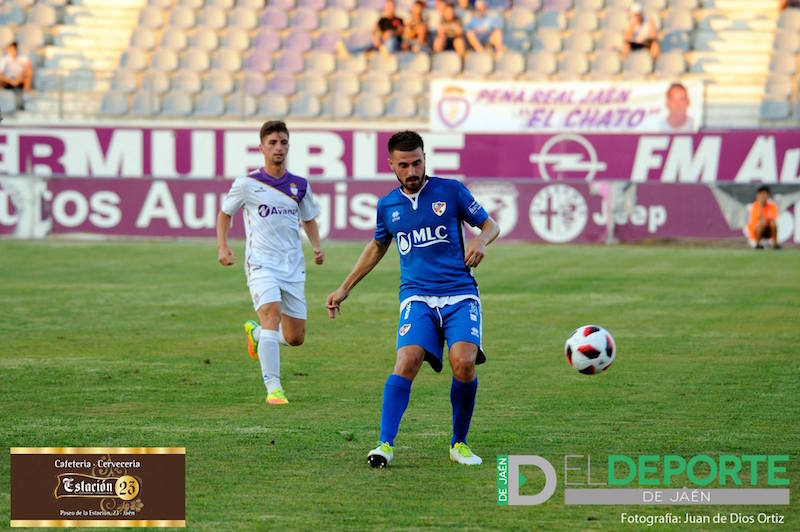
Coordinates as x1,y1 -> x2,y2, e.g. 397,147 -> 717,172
253,325 -> 261,342
257,329 -> 281,393
278,324 -> 288,346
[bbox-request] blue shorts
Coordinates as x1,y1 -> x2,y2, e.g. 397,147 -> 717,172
396,298 -> 487,372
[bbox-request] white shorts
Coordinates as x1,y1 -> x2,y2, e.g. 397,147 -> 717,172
248,277 -> 307,320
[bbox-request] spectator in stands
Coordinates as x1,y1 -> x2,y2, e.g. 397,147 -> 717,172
746,185 -> 780,249
659,82 -> 694,132
402,1 -> 430,52
780,0 -> 800,9
0,42 -> 32,92
373,0 -> 404,54
433,2 -> 466,57
465,0 -> 504,56
622,5 -> 659,59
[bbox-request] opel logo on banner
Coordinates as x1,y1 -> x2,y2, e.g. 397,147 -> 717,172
529,134 -> 608,181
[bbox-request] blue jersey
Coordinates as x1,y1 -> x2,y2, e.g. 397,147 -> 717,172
374,176 -> 489,302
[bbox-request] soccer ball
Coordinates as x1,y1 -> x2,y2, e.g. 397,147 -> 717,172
565,325 -> 616,375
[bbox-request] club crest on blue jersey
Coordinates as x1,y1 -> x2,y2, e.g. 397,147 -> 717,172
399,324 -> 411,336
432,201 -> 447,216
392,210 -> 400,222
289,183 -> 299,198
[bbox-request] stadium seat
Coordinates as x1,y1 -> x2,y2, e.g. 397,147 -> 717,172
267,73 -> 298,96
351,9 -> 380,30
130,28 -> 156,50
575,0 -> 603,8
162,28 -> 189,50
361,71 -> 392,97
182,47 -> 211,72
121,49 -> 148,71
241,72 -> 267,96
204,69 -> 234,94
323,93 -> 353,118
226,93 -> 257,118
346,30 -> 374,52
564,32 -> 594,53
131,92 -> 161,116
314,31 -> 342,53
244,50 -> 273,73
664,10 -> 693,32
330,0 -> 357,9
213,48 -> 242,72
139,6 -> 165,29
760,99 -> 790,120
0,5 -> 26,26
492,51 -> 525,79
152,49 -> 180,72
171,69 -> 202,94
623,51 -> 653,77
261,0 -> 295,8
275,52 -> 304,73
507,9 -> 534,32
99,91 -> 128,116
261,8 -> 289,30
28,4 -> 57,27
607,0 -> 633,8
655,51 -> 685,77
329,72 -> 360,96
0,27 -> 13,49
537,10 -> 567,31
110,70 -> 139,93
0,89 -> 18,114
392,71 -> 425,96
162,91 -> 193,116
337,54 -> 367,75
558,51 -> 589,78
386,95 -> 416,119
774,31 -> 800,53
230,7 -> 258,30
169,7 -> 196,29
191,28 -> 219,52
297,72 -> 328,96
765,75 -> 792,99
284,30 -> 313,54
149,0 -> 172,7
199,6 -> 227,30
355,94 -> 384,118
306,52 -> 336,74
359,0 -> 386,9
194,91 -> 225,116
669,0 -> 697,9
601,9 -> 629,32
778,8 -> 800,31
320,8 -> 350,31
591,53 -> 621,75
596,30 -> 623,51
570,11 -> 598,32
142,71 -> 171,94
660,31 -> 690,53
770,52 -> 797,76
289,94 -> 322,118
368,53 -> 399,74
514,0 -> 542,10
253,30 -> 281,52
209,0 -> 235,7
642,0 -> 666,8
16,25 -> 46,51
431,52 -> 462,77
532,29 -> 562,52
291,8 -> 320,32
463,52 -> 494,77
180,0 -> 205,9
397,52 -> 430,74
298,0 -> 327,8
526,50 -> 557,76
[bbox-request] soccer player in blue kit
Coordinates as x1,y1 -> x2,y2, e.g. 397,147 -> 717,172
326,131 -> 499,468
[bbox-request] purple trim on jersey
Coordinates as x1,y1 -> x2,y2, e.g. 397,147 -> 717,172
248,168 -> 308,205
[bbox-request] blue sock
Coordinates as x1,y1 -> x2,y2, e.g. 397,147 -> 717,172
451,376 -> 478,446
379,374 -> 412,446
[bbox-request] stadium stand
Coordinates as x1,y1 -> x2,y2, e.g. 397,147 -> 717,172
0,0 -> 796,126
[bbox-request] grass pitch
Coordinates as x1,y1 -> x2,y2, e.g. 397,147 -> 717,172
0,240 -> 798,530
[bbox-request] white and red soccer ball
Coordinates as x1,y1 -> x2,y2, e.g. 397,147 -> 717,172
565,325 -> 616,375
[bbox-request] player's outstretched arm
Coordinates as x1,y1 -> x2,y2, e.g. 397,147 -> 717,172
464,216 -> 499,268
326,239 -> 389,319
302,218 -> 325,265
216,211 -> 236,266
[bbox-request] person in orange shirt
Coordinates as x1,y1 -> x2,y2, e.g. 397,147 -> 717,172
746,185 -> 780,249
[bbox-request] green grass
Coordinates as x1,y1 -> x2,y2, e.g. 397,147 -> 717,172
0,240 -> 798,530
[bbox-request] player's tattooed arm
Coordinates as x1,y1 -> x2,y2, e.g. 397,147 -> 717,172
326,239 -> 389,318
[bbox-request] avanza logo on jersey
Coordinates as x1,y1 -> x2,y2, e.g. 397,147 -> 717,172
258,205 -> 298,217
396,225 -> 449,256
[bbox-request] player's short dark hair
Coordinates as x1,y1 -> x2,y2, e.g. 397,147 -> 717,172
757,185 -> 771,194
260,120 -> 289,142
8,42 -> 17,50
667,82 -> 687,96
387,130 -> 424,154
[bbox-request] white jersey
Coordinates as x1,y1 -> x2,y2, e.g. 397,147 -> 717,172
221,168 -> 321,284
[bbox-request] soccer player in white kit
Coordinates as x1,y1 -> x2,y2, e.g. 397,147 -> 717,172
216,121 -> 324,405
